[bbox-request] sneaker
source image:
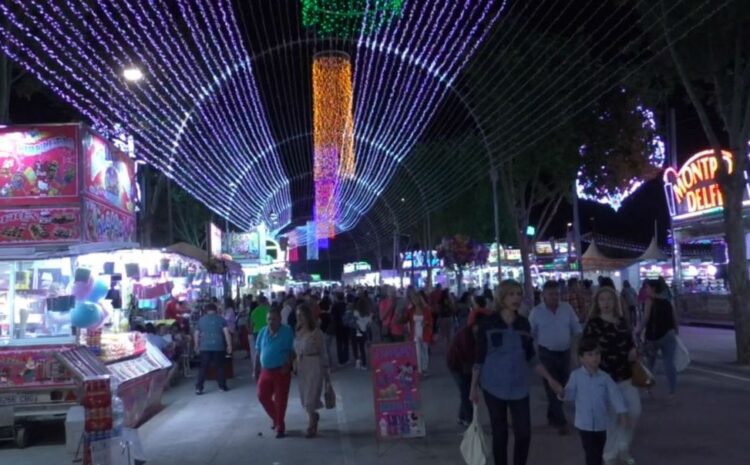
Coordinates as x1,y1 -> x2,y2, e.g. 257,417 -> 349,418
275,431 -> 286,439
619,453 -> 636,465
195,389 -> 204,395
219,386 -> 229,392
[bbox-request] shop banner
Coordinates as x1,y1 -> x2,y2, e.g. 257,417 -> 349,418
83,198 -> 136,243
370,342 -> 426,440
0,207 -> 81,244
0,125 -> 79,204
225,231 -> 261,260
0,347 -> 77,390
82,130 -> 137,214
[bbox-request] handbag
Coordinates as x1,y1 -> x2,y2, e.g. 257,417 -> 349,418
324,378 -> 336,409
460,406 -> 490,465
674,335 -> 691,372
631,359 -> 656,388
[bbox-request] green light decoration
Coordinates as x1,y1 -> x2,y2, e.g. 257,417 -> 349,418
301,0 -> 406,38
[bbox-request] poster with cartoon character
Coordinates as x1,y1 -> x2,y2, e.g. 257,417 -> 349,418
83,198 -> 136,243
0,207 -> 81,244
82,130 -> 136,214
370,342 -> 426,439
0,126 -> 79,203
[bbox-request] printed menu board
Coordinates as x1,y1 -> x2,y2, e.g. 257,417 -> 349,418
370,342 -> 425,440
0,207 -> 81,244
0,125 -> 79,204
82,130 -> 136,214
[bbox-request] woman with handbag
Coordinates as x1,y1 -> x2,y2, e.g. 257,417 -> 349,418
583,287 -> 641,465
641,279 -> 679,395
293,303 -> 329,438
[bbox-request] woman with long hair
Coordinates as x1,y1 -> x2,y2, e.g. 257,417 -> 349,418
407,288 -> 434,375
352,297 -> 373,369
293,303 -> 329,438
471,280 -> 562,465
641,279 -> 679,394
583,287 -> 640,465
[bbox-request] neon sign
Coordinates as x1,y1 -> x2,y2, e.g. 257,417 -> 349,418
663,149 -> 748,220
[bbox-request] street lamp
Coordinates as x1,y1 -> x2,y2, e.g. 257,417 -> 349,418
123,67 -> 143,82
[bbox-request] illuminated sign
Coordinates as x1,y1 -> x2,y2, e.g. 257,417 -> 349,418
504,249 -> 521,261
663,149 -> 749,220
343,261 -> 371,274
535,241 -> 554,255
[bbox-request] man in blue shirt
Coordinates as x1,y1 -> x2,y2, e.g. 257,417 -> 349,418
194,303 -> 232,395
530,280 -> 582,434
256,307 -> 295,438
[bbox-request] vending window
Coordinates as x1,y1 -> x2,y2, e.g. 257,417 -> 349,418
0,259 -> 76,346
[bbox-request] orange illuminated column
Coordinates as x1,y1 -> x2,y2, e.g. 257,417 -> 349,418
312,52 -> 355,239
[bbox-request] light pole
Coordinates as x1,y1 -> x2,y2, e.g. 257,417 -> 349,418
572,182 -> 584,279
490,166 -> 503,287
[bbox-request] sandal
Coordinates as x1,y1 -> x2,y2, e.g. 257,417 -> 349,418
306,412 -> 320,438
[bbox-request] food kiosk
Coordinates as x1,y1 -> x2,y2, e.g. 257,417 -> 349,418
663,149 -> 743,326
0,124 -> 169,448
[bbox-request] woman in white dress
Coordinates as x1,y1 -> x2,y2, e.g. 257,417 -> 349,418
294,303 -> 329,438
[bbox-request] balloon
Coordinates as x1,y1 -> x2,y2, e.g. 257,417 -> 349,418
72,280 -> 93,300
86,278 -> 109,302
70,302 -> 101,328
92,303 -> 111,330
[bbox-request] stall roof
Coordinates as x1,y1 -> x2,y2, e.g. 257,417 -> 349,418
581,241 -> 635,271
637,236 -> 668,262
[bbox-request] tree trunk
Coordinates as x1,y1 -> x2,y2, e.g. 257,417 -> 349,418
0,54 -> 11,124
722,142 -> 750,364
519,234 -> 534,306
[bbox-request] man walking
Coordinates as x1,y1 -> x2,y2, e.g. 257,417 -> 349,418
530,280 -> 582,434
256,308 -> 295,438
194,303 -> 232,395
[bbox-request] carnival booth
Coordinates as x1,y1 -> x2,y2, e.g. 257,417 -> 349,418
0,124 -> 169,449
580,241 -> 635,289
663,149 -> 739,326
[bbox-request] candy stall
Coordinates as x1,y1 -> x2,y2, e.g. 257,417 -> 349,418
0,123 -> 168,449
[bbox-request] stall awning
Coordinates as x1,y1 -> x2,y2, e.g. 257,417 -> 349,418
581,241 -> 635,271
637,236 -> 668,262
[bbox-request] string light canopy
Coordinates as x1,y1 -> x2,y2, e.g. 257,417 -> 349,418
301,0 -> 406,38
0,0 -> 291,233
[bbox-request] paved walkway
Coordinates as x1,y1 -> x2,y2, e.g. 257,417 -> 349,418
2,326 -> 749,465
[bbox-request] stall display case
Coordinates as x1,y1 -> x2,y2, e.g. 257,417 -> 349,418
98,333 -> 170,428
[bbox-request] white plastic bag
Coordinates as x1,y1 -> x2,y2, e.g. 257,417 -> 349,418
460,406 -> 490,465
674,335 -> 690,372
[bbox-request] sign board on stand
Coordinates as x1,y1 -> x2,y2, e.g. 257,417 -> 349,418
370,342 -> 425,440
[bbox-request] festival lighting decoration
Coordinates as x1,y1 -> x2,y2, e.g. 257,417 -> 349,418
576,105 -> 665,211
0,0 -> 291,232
313,52 -> 355,239
334,0 -> 504,231
301,0 -> 406,38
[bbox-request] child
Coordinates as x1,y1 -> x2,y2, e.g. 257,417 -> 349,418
561,337 -> 628,465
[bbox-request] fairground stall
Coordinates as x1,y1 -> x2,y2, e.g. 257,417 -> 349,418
225,228 -> 287,295
663,149 -> 740,326
341,261 -> 380,287
0,124 -> 170,448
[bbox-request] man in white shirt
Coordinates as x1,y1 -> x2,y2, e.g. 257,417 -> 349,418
529,280 -> 582,434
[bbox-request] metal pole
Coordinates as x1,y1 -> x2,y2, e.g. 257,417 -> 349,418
426,212 -> 433,288
166,176 -> 174,245
668,108 -> 682,290
490,167 -> 503,286
572,181 -> 584,279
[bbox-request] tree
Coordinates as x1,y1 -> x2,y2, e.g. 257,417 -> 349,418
647,0 -> 750,363
170,182 -> 211,249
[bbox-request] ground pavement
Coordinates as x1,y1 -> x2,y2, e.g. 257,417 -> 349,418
2,325 -> 749,465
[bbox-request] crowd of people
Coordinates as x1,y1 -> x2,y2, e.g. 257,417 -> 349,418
183,275 -> 679,465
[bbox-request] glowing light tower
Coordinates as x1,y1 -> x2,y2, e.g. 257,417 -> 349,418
313,52 -> 355,239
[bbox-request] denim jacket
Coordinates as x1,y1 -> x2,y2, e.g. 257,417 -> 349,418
475,314 -> 538,400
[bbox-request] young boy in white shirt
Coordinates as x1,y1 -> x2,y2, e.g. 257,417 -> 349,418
560,338 -> 629,465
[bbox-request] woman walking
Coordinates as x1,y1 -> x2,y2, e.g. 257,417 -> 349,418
642,279 -> 679,395
470,280 -> 562,465
407,290 -> 433,375
352,297 -> 373,369
294,303 -> 329,438
583,287 -> 640,465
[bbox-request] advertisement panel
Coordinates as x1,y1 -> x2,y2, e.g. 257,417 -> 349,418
0,125 -> 79,205
370,342 -> 425,440
82,130 -> 137,214
225,231 -> 260,260
0,207 -> 81,244
83,198 -> 136,243
208,223 -> 222,258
